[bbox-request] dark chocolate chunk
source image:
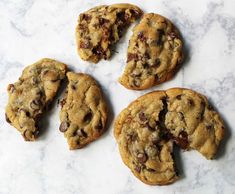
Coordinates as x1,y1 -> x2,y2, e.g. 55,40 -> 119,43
83,112 -> 93,123
59,121 -> 69,132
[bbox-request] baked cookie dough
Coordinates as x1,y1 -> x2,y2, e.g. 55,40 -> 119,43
114,88 -> 224,185
59,72 -> 108,149
119,13 -> 184,90
5,58 -> 67,141
76,3 -> 142,63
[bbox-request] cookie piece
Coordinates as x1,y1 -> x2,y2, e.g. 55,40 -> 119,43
5,58 -> 67,141
76,3 -> 142,63
114,91 -> 178,185
59,72 -> 108,149
119,13 -> 184,90
114,88 -> 225,185
165,88 -> 225,159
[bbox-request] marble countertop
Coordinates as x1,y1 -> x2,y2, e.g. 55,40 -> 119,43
0,0 -> 235,193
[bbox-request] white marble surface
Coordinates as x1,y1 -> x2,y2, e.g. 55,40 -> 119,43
0,0 -> 235,193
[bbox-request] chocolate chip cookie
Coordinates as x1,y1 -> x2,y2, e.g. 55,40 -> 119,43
76,3 -> 143,63
114,88 -> 224,185
119,13 -> 184,90
59,72 -> 108,149
5,58 -> 67,141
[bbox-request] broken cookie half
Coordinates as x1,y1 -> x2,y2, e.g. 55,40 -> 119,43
119,13 -> 184,90
76,3 -> 143,63
114,88 -> 224,185
59,72 -> 108,149
5,58 -> 67,141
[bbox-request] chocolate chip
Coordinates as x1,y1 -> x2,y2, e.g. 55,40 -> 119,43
175,131 -> 188,149
78,23 -> 86,30
178,112 -> 184,121
134,165 -> 141,173
127,132 -> 137,142
60,98 -> 66,108
137,31 -> 146,41
77,128 -> 88,138
83,112 -> 93,123
168,31 -> 178,39
71,85 -> 76,90
133,79 -> 141,87
25,111 -> 30,117
5,113 -> 11,123
59,121 -> 69,132
81,14 -> 91,21
116,12 -> 127,22
146,168 -> 156,172
22,129 -> 38,141
92,46 -> 104,56
154,74 -> 159,82
32,77 -> 38,84
95,119 -> 103,131
127,53 -> 138,62
176,95 -> 182,100
99,18 -> 109,26
130,9 -> 141,17
153,58 -> 161,67
206,123 -> 214,130
188,99 -> 194,106
80,41 -> 91,49
157,29 -> 164,45
143,63 -> 149,69
137,152 -> 148,163
30,99 -> 42,110
139,112 -> 147,122
8,84 -> 15,93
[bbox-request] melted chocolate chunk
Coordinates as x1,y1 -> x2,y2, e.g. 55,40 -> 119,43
59,121 -> 69,132
5,113 -> 11,123
83,112 -> 93,123
175,131 -> 189,149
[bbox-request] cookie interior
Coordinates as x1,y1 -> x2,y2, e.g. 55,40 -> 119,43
59,72 -> 108,149
76,3 -> 143,63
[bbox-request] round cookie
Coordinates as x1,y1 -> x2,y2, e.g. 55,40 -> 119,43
59,72 -> 108,149
114,91 -> 178,185
76,3 -> 143,63
119,13 -> 184,90
5,58 -> 67,141
114,88 -> 225,185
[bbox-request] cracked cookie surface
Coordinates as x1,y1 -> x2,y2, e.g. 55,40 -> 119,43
114,88 -> 224,185
76,3 -> 142,63
59,72 -> 108,149
114,91 -> 178,185
5,58 -> 67,141
119,13 -> 184,90
165,88 -> 224,159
